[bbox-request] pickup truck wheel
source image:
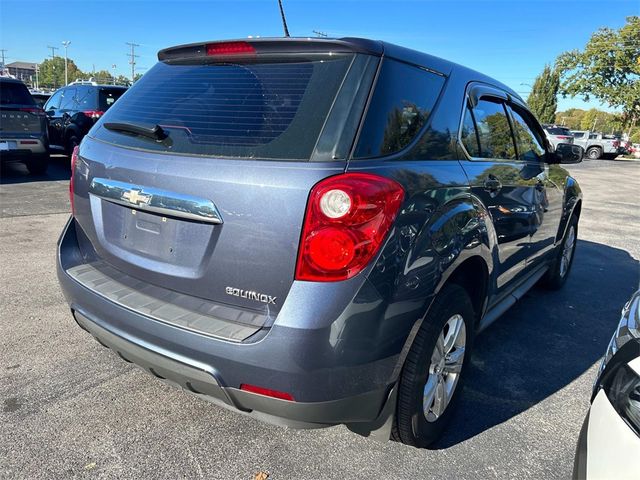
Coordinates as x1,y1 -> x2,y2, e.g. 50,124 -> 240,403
541,215 -> 578,290
586,147 -> 601,160
392,284 -> 475,448
25,154 -> 48,175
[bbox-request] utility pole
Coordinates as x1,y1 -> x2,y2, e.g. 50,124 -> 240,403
125,42 -> 139,82
47,45 -> 59,88
35,64 -> 39,90
312,30 -> 327,37
0,49 -> 7,68
62,41 -> 71,85
111,64 -> 117,85
47,45 -> 58,59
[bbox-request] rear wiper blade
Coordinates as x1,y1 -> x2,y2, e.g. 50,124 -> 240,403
104,121 -> 168,141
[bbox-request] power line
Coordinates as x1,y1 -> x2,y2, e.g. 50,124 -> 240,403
125,41 -> 139,82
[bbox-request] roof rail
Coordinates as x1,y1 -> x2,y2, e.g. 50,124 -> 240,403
69,78 -> 98,86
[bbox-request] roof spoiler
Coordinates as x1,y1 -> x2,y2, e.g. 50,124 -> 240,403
157,37 -> 383,62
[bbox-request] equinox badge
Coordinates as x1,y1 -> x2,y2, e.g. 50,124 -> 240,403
225,287 -> 276,305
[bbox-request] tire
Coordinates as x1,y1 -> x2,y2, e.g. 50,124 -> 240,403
540,214 -> 578,290
66,135 -> 79,156
25,154 -> 48,175
392,284 -> 476,448
586,147 -> 601,160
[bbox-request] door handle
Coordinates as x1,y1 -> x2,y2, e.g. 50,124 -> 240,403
483,176 -> 502,193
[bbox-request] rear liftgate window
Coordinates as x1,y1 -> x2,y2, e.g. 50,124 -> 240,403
92,55 -> 354,160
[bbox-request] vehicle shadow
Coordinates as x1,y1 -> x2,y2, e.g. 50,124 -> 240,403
0,154 -> 70,185
436,239 -> 639,448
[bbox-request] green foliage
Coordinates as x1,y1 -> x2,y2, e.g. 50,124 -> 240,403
556,16 -> 640,124
526,65 -> 559,123
38,57 -> 85,89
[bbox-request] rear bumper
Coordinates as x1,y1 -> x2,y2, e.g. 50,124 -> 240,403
0,136 -> 47,160
57,217 -> 397,428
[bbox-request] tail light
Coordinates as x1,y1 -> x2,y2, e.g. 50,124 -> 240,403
295,173 -> 405,282
19,107 -> 46,117
70,145 -> 79,216
82,110 -> 104,119
240,384 -> 294,401
613,140 -> 620,148
557,135 -> 572,140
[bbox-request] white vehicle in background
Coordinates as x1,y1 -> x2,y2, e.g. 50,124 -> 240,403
573,291 -> 640,480
543,124 -> 574,149
571,130 -> 621,160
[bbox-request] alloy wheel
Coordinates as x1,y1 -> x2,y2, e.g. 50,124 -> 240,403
560,225 -> 576,278
423,314 -> 466,422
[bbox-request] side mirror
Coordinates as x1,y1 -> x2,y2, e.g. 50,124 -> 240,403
549,143 -> 583,164
45,109 -> 55,117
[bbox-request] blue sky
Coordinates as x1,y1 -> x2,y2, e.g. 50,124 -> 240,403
1,0 -> 637,112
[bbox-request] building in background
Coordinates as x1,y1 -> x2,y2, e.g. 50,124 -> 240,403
6,61 -> 37,84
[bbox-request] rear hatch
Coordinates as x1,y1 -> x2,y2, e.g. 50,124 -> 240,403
0,80 -> 44,137
546,126 -> 574,144
71,39 -> 379,334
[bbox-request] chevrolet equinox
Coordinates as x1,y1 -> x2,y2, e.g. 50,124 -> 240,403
57,37 -> 583,448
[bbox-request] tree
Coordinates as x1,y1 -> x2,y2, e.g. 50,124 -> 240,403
556,16 -> 640,126
526,65 -> 559,123
38,57 -> 84,89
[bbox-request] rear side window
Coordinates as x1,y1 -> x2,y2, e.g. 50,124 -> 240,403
354,59 -> 444,158
468,99 -> 516,160
98,88 -> 126,110
572,132 -> 584,138
93,55 -> 354,160
60,88 -> 77,110
0,81 -> 35,106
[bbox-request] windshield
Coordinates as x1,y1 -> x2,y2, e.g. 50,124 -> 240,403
92,55 -> 355,160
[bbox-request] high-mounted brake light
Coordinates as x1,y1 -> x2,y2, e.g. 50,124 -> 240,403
69,145 -> 79,216
295,173 -> 405,282
206,41 -> 256,56
240,384 -> 295,401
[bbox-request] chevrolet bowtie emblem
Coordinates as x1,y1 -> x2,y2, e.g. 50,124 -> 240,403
121,188 -> 152,206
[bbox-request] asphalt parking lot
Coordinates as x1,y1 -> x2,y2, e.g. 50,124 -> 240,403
1,156 -> 638,479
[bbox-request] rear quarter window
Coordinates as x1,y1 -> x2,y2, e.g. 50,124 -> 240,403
92,55 -> 354,160
354,59 -> 445,158
98,88 -> 126,110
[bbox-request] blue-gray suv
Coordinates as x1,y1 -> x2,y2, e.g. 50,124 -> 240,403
57,37 -> 584,448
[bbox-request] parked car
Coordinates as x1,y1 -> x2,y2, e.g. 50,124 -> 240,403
57,37 -> 583,448
543,124 -> 574,149
0,77 -> 49,174
573,290 -> 640,479
30,91 -> 51,108
44,81 -> 127,154
571,130 -> 621,160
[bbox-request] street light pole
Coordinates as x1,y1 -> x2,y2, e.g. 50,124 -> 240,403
62,41 -> 71,85
111,64 -> 117,85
